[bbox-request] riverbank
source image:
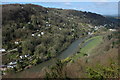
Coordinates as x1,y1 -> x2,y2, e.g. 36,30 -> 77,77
65,35 -> 103,61
3,35 -> 89,78
79,36 -> 103,54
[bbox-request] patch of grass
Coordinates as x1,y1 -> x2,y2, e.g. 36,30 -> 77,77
72,36 -> 103,60
80,36 -> 103,54
72,52 -> 84,60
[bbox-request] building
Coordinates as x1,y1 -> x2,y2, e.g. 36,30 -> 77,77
32,34 -> 35,36
15,41 -> 19,44
0,49 -> 6,52
41,32 -> 44,35
38,34 -> 41,37
9,61 -> 17,65
0,65 -> 7,71
109,29 -> 117,32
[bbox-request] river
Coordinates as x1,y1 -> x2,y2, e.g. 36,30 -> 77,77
4,36 -> 89,78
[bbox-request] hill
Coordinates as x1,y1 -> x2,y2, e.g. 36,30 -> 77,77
2,4 -> 118,74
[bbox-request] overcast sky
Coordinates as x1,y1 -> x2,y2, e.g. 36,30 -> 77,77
1,0 -> 119,16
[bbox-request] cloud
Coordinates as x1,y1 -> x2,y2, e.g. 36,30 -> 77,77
72,7 -> 83,10
64,2 -> 71,5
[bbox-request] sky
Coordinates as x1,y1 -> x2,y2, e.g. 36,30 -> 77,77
1,0 -> 120,2
1,0 -> 119,16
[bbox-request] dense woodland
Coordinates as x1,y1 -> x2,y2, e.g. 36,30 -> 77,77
2,4 -> 119,74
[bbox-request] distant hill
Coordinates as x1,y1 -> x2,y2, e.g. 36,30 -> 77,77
2,4 -> 116,27
104,15 -> 120,25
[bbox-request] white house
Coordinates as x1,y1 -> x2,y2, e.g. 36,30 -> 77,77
9,61 -> 17,65
38,34 -> 41,37
0,49 -> 6,52
15,41 -> 19,44
59,28 -> 62,30
88,32 -> 91,35
25,54 -> 30,58
88,32 -> 93,35
41,32 -> 44,35
63,24 -> 65,26
28,22 -> 31,24
46,22 -> 48,23
25,55 -> 27,58
71,29 -> 75,31
32,34 -> 35,36
95,27 -> 98,30
20,55 -> 24,59
0,65 -> 7,71
109,29 -> 116,32
0,67 -> 7,71
23,26 -> 25,29
48,24 -> 51,27
7,65 -> 14,69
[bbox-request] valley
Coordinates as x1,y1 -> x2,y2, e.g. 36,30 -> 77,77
1,3 -> 119,79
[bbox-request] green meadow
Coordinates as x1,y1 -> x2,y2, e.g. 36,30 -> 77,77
72,36 -> 103,60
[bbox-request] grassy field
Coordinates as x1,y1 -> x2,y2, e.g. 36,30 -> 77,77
80,36 -> 103,54
72,36 -> 103,60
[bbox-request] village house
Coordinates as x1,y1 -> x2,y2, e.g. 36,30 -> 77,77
94,26 -> 99,30
71,29 -> 75,31
59,28 -> 62,30
32,34 -> 35,36
25,54 -> 30,58
63,24 -> 65,26
15,41 -> 19,44
21,7 -> 24,9
46,24 -> 51,27
41,32 -> 44,35
9,61 -> 17,65
7,65 -> 14,69
28,22 -> 31,24
109,29 -> 117,32
38,34 -> 41,37
7,61 -> 17,69
48,24 -> 51,27
22,26 -> 25,29
46,22 -> 48,23
88,32 -> 94,35
20,55 -> 24,59
0,65 -> 7,71
20,54 -> 30,59
0,48 -> 6,53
